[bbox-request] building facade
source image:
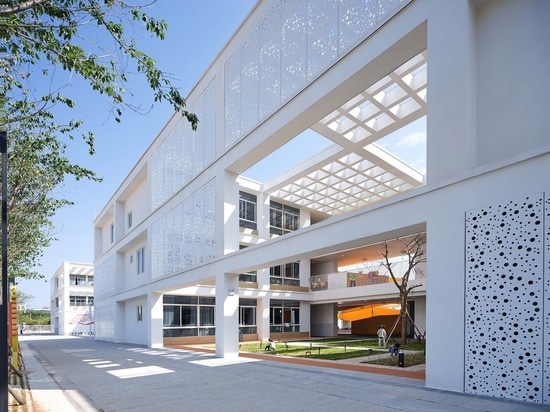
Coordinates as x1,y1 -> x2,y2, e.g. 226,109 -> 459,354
50,262 -> 94,336
93,0 -> 550,405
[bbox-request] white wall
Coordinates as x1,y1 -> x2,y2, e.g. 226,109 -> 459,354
123,296 -> 148,345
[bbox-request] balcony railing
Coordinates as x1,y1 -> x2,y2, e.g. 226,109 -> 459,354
310,268 -> 424,292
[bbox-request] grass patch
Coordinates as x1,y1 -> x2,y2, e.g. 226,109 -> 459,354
362,351 -> 425,367
239,342 -> 377,361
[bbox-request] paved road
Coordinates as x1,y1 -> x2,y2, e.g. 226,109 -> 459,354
17,335 -> 548,412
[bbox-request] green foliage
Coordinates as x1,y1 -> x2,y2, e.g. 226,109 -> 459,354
3,98 -> 101,279
15,289 -> 35,307
0,0 -> 198,128
0,1 -> 198,280
17,309 -> 51,326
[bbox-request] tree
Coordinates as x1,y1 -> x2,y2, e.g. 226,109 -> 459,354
15,289 -> 34,308
5,103 -> 100,279
380,234 -> 426,347
0,0 -> 198,129
0,1 -> 198,280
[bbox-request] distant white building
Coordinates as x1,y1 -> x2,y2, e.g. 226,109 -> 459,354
50,262 -> 94,336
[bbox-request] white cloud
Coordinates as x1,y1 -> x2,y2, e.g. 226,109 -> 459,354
396,131 -> 426,147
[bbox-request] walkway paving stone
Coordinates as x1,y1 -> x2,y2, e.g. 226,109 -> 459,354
11,335 -> 550,412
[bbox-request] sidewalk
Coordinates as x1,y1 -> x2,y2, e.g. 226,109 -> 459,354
10,335 -> 550,412
10,337 -> 85,412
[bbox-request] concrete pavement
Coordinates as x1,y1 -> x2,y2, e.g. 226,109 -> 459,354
11,335 -> 549,412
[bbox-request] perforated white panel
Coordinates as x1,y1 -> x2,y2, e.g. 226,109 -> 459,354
151,180 -> 216,279
545,196 -> 550,403
94,303 -> 115,342
151,79 -> 216,210
224,0 -> 410,148
94,255 -> 115,299
465,193 -> 548,404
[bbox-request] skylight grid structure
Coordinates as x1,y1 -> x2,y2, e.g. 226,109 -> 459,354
267,51 -> 426,215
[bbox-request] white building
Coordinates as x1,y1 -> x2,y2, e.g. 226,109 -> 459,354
93,0 -> 550,406
50,262 -> 94,336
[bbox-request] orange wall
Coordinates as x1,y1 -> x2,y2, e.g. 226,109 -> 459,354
352,315 -> 401,336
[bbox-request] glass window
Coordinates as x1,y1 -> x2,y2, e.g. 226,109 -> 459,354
270,299 -> 300,333
239,191 -> 257,230
200,306 -> 215,326
270,201 -> 299,235
110,224 -> 114,243
127,211 -> 133,228
69,296 -> 88,306
70,275 -> 87,286
270,262 -> 300,286
239,307 -> 256,326
163,306 -> 181,327
137,247 -> 145,274
181,306 -> 197,326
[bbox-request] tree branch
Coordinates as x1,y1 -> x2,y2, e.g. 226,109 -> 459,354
0,0 -> 50,16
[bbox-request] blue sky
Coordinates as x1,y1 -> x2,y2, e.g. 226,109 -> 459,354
18,1 -> 257,308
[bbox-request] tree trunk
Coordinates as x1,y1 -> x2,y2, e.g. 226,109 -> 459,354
400,293 -> 408,347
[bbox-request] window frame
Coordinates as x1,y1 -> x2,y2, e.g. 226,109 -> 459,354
137,247 -> 145,274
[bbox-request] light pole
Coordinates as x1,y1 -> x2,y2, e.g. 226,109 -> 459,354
0,130 -> 8,410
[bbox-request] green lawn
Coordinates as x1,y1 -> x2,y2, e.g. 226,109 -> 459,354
238,338 -> 425,364
362,351 -> 425,367
239,342 -> 375,361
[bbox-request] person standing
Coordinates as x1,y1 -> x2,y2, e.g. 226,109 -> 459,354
377,325 -> 387,347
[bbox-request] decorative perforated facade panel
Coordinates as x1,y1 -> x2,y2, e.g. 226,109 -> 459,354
94,255 -> 115,299
151,79 -> 216,210
465,193 -> 549,404
224,0 -> 409,148
94,303 -> 115,342
545,196 -> 550,402
150,180 -> 216,279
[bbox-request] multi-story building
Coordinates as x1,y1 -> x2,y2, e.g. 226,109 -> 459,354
50,262 -> 94,336
93,0 -> 550,406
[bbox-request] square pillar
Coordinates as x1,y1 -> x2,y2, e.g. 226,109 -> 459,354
257,296 -> 270,341
148,292 -> 164,348
215,273 -> 240,358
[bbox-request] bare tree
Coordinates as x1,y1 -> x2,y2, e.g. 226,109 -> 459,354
380,234 -> 426,347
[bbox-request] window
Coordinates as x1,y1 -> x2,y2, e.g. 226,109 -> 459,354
270,299 -> 300,333
239,191 -> 257,230
162,295 -> 216,338
137,247 -> 145,274
270,262 -> 300,286
69,296 -> 90,307
70,275 -> 87,286
137,305 -> 143,322
239,298 -> 257,335
239,245 -> 257,282
127,211 -> 133,228
270,201 -> 299,236
110,224 -> 114,243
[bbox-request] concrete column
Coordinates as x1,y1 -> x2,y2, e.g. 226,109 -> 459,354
114,301 -> 124,343
300,258 -> 310,288
215,273 -> 240,358
426,0 -> 476,183
216,171 -> 239,256
257,192 -> 270,240
257,268 -> 270,289
148,292 -> 164,348
257,296 -> 271,341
